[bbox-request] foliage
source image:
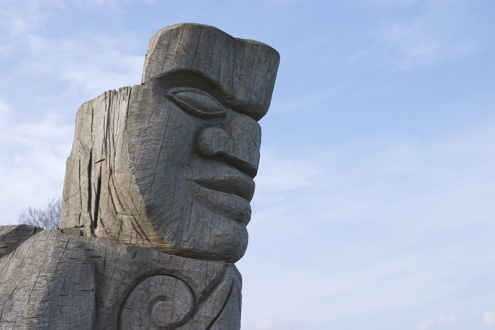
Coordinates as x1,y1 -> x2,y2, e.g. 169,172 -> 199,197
18,198 -> 61,229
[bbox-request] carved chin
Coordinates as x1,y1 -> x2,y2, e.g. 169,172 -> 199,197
152,224 -> 248,263
145,196 -> 249,262
182,209 -> 248,262
177,221 -> 249,263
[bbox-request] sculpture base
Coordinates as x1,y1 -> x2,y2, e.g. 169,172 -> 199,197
0,227 -> 241,330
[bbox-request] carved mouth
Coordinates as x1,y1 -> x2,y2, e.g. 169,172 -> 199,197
192,176 -> 255,202
184,166 -> 255,225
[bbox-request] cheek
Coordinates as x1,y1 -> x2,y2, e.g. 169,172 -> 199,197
160,110 -> 199,164
134,111 -> 198,231
125,102 -> 196,203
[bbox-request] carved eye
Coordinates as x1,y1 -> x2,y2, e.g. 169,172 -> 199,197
166,88 -> 225,119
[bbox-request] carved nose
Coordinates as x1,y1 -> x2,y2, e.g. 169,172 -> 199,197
196,115 -> 261,177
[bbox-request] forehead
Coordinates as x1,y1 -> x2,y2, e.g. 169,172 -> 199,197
142,23 -> 280,121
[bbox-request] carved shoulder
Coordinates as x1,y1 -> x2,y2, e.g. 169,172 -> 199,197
0,229 -> 96,330
0,225 -> 43,259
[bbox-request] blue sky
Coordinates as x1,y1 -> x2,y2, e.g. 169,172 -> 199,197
0,0 -> 494,329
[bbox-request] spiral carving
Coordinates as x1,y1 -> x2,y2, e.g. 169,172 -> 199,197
119,275 -> 195,330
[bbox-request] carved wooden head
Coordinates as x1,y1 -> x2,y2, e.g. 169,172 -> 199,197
61,23 -> 279,262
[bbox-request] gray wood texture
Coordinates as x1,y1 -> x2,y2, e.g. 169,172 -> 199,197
0,230 -> 95,330
0,225 -> 43,259
0,229 -> 241,329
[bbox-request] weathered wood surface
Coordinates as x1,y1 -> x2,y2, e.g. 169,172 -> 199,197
0,229 -> 95,330
0,225 -> 43,259
0,229 -> 241,329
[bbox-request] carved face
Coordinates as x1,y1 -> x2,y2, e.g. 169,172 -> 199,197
61,24 -> 279,263
126,72 -> 262,262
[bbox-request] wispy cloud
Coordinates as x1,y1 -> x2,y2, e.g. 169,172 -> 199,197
0,98 -> 73,225
0,0 -> 55,38
437,313 -> 460,326
256,149 -> 321,193
416,313 -> 459,329
350,0 -> 477,70
375,18 -> 474,70
484,312 -> 495,327
14,32 -> 144,97
417,320 -> 435,330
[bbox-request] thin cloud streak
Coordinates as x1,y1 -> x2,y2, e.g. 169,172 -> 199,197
484,312 -> 495,326
0,99 -> 72,225
350,0 -> 477,70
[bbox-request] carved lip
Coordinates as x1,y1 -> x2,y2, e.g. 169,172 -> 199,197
188,181 -> 252,225
184,164 -> 255,202
183,165 -> 255,225
192,175 -> 255,202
